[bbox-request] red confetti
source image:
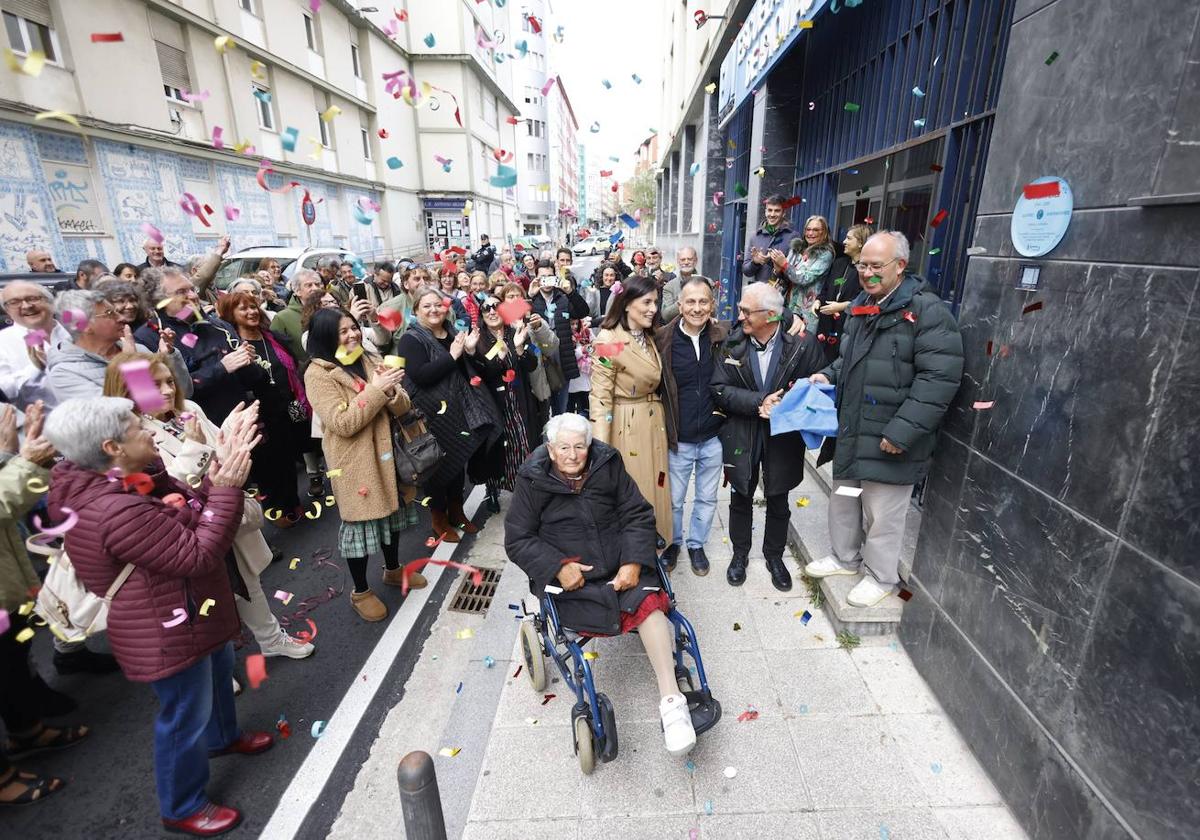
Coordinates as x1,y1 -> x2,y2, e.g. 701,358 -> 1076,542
377,308 -> 404,331
90,32 -> 124,42
502,369 -> 516,383
593,342 -> 624,359
599,169 -> 613,177
293,618 -> 319,643
122,473 -> 155,495
929,209 -> 949,228
657,472 -> 666,487
929,163 -> 944,172
276,717 -> 291,738
378,128 -> 389,139
986,340 -> 994,356
512,664 -> 523,678
898,588 -> 914,602
245,653 -> 268,689
863,216 -> 875,224
469,376 -> 482,386
973,400 -> 996,410
541,693 -> 556,705
398,558 -> 484,596
1022,181 -> 1060,200
851,305 -> 881,316
903,311 -> 917,323
505,116 -> 521,125
737,709 -> 759,722
1022,301 -> 1043,315
357,487 -> 369,496
162,493 -> 187,508
497,297 -> 531,325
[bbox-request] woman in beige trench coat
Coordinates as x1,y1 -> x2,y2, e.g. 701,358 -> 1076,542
590,274 -> 673,545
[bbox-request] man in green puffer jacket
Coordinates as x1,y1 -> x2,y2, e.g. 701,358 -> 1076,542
804,231 -> 963,608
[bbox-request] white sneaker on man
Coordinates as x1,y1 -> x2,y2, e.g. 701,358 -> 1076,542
659,693 -> 696,756
804,555 -> 858,578
847,576 -> 892,607
260,629 -> 316,659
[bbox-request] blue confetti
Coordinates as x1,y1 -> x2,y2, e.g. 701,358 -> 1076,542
800,610 -> 812,625
704,800 -> 713,815
456,681 -> 463,694
912,86 -> 925,97
930,762 -> 942,774
484,656 -> 496,668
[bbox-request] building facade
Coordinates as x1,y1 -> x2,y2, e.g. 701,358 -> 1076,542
547,77 -> 579,243
654,1 -> 1199,838
0,0 -> 520,271
507,0 -> 552,238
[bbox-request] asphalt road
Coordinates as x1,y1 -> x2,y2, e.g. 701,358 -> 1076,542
2,478 -> 498,839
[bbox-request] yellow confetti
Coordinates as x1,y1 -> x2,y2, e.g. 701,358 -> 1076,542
583,651 -> 599,661
335,344 -> 363,364
16,627 -> 35,643
18,601 -> 34,616
437,400 -> 447,414
233,140 -> 254,153
795,497 -> 810,508
4,48 -> 45,77
321,105 -> 342,122
289,558 -> 301,570
420,497 -> 432,507
250,59 -> 265,78
326,469 -> 343,477
629,451 -> 638,456
34,110 -> 80,128
704,82 -> 717,94
485,340 -> 505,360
305,501 -> 323,519
326,495 -> 336,506
383,355 -> 406,369
455,628 -> 474,640
462,200 -> 473,217
199,598 -> 216,616
799,19 -> 814,29
438,747 -> 461,757
26,477 -> 48,494
265,508 -> 282,521
214,35 -> 235,53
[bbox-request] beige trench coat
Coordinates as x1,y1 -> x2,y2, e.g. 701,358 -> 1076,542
589,325 -> 672,542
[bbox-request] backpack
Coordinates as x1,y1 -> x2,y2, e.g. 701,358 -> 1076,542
29,536 -> 135,644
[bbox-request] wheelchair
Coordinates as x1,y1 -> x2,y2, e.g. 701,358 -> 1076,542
517,555 -> 721,774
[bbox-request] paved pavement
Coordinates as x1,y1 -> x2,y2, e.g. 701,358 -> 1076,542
333,481 -> 1032,840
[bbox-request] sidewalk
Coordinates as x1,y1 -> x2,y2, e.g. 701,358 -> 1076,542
331,484 -> 1030,840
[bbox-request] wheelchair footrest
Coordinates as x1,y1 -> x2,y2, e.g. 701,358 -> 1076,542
683,688 -> 722,736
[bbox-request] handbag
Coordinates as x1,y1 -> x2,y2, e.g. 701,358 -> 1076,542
29,536 -> 136,643
390,409 -> 442,487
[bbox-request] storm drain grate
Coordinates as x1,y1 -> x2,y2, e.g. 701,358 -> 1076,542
447,567 -> 501,615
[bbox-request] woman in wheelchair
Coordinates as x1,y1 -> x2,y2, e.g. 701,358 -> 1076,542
505,413 -> 698,757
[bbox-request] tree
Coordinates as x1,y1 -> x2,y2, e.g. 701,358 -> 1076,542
620,170 -> 657,228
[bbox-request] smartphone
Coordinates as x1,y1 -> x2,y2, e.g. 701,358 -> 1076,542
352,282 -> 368,301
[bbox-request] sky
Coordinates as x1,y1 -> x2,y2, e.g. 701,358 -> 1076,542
546,0 -> 665,178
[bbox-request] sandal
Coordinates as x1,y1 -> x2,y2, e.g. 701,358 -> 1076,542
3,724 -> 90,760
0,769 -> 66,806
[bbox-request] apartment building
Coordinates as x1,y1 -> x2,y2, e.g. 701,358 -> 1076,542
0,0 -> 520,271
546,75 -> 578,242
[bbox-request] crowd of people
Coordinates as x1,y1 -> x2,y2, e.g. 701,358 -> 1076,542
0,194 -> 962,833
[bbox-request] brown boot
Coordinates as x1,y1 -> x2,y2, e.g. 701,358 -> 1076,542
382,568 -> 427,589
430,509 -> 461,543
448,501 -> 480,534
350,589 -> 387,622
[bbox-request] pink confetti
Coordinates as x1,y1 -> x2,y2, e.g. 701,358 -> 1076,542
212,125 -> 224,149
224,205 -> 240,221
181,89 -> 210,103
140,221 -> 164,244
540,75 -> 557,97
24,329 -> 47,348
246,653 -> 268,689
118,359 -> 168,414
178,192 -> 211,227
0,608 -> 9,635
31,506 -> 78,537
309,0 -> 321,11
973,400 -> 995,410
274,589 -> 294,604
180,333 -> 199,348
162,608 -> 188,628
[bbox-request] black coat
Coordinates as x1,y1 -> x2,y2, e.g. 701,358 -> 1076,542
711,325 -> 826,497
655,316 -> 729,451
473,325 -> 540,474
816,255 -> 861,359
504,442 -> 660,635
531,289 -> 579,381
820,275 -> 963,485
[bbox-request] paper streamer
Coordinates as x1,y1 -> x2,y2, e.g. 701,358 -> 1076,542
256,160 -> 302,194
162,608 -> 188,628
400,558 -> 484,596
31,507 -> 78,538
178,192 -> 212,227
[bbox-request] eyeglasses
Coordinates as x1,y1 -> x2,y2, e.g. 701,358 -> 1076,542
93,307 -> 121,320
2,295 -> 47,308
737,307 -> 769,316
854,258 -> 899,273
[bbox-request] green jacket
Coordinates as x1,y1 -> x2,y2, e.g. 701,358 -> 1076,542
270,296 -> 307,362
821,275 -> 963,485
0,454 -> 50,611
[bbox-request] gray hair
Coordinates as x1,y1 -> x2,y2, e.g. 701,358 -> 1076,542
1,281 -> 52,304
677,246 -> 697,260
94,278 -> 139,300
316,255 -> 341,272
182,254 -> 205,276
289,268 -> 321,292
868,231 -> 911,264
44,397 -> 137,472
140,266 -> 188,304
742,281 -> 784,315
229,277 -> 263,296
544,412 -> 593,446
55,289 -> 106,340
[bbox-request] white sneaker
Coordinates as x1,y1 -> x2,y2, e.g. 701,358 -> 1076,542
804,555 -> 858,578
260,629 -> 316,659
659,693 -> 696,757
847,576 -> 892,607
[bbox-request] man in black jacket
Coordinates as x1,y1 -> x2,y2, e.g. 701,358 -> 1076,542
806,232 -> 963,607
712,282 -> 825,590
530,260 -> 579,415
472,234 -> 497,275
740,195 -> 793,286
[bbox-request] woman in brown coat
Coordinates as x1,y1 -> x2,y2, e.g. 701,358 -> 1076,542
303,308 -> 425,623
590,274 -> 673,546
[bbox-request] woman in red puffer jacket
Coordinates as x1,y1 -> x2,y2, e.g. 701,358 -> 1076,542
44,396 -> 272,838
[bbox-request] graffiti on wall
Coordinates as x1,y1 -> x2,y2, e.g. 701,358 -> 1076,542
42,162 -> 104,235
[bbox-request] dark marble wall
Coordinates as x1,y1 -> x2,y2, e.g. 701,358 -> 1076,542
900,2 -> 1200,839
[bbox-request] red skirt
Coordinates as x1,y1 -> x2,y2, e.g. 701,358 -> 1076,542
578,590 -> 671,638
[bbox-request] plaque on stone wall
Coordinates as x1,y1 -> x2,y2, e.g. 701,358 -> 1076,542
1011,176 -> 1072,257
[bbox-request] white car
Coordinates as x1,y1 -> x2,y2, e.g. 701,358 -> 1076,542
572,235 -> 610,256
215,245 -> 357,289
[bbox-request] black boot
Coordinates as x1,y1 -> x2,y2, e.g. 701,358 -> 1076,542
661,543 -> 680,572
486,488 -> 501,514
688,546 -> 710,576
766,557 -> 793,592
726,553 -> 748,586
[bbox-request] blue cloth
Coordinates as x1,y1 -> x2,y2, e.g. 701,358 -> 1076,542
149,642 -> 240,819
770,380 -> 838,449
672,326 -> 721,443
668,437 -> 723,549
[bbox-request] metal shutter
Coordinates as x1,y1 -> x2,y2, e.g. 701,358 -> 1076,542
155,41 -> 190,91
3,0 -> 52,27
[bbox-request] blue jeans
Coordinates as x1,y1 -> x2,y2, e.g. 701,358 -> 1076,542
149,643 -> 240,819
550,386 -> 570,416
668,437 -> 724,549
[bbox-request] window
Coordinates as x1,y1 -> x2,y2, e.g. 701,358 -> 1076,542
360,126 -> 371,160
482,94 -> 497,128
527,152 -> 535,169
350,43 -> 361,78
303,12 -> 319,52
526,120 -> 544,138
524,85 -> 541,106
156,40 -> 191,102
238,0 -> 256,13
4,4 -> 59,64
318,113 -> 331,147
253,83 -> 274,130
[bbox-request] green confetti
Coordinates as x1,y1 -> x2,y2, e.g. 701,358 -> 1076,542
928,247 -> 942,255
734,182 -> 747,197
1044,50 -> 1059,65
844,102 -> 860,112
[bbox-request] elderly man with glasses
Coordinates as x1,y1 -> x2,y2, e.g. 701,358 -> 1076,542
0,282 -> 70,408
712,282 -> 826,590
806,231 -> 963,607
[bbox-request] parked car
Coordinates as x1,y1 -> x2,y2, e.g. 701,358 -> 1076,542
214,245 -> 357,290
572,235 -> 610,256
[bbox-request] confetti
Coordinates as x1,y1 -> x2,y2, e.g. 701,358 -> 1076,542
898,588 -> 914,602
795,497 -> 810,508
119,359 -> 168,414
723,766 -> 738,779
912,86 -> 925,97
245,653 -> 267,689
1022,301 -> 1043,315
928,247 -> 942,255
162,608 -> 188,628
122,473 -> 154,495
541,693 -> 556,705
1044,50 -> 1060,65
732,622 -> 741,631
737,708 -> 759,722
929,209 -> 949,228
4,48 -> 45,76
289,558 -> 301,570
281,126 -> 299,152
583,651 -> 600,661
438,747 -> 461,757
913,118 -> 927,128
91,32 -> 124,42
311,720 -> 327,738
15,627 -> 35,643
306,501 -> 323,519
456,628 -> 475,640
320,105 -> 341,122
34,110 -> 80,128
274,590 -> 294,605
704,82 -> 717,94
835,485 -> 864,498
199,598 -> 216,616
276,715 -> 291,738
484,656 -> 495,668
798,610 -> 812,624
214,35 -> 235,53
0,609 -> 7,635
844,102 -> 860,112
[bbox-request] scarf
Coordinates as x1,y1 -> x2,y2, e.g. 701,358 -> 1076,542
261,328 -> 311,417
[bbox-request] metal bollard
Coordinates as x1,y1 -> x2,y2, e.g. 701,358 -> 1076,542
397,750 -> 448,840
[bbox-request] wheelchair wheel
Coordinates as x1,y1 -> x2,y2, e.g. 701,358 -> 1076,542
573,715 -> 595,775
519,620 -> 547,692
